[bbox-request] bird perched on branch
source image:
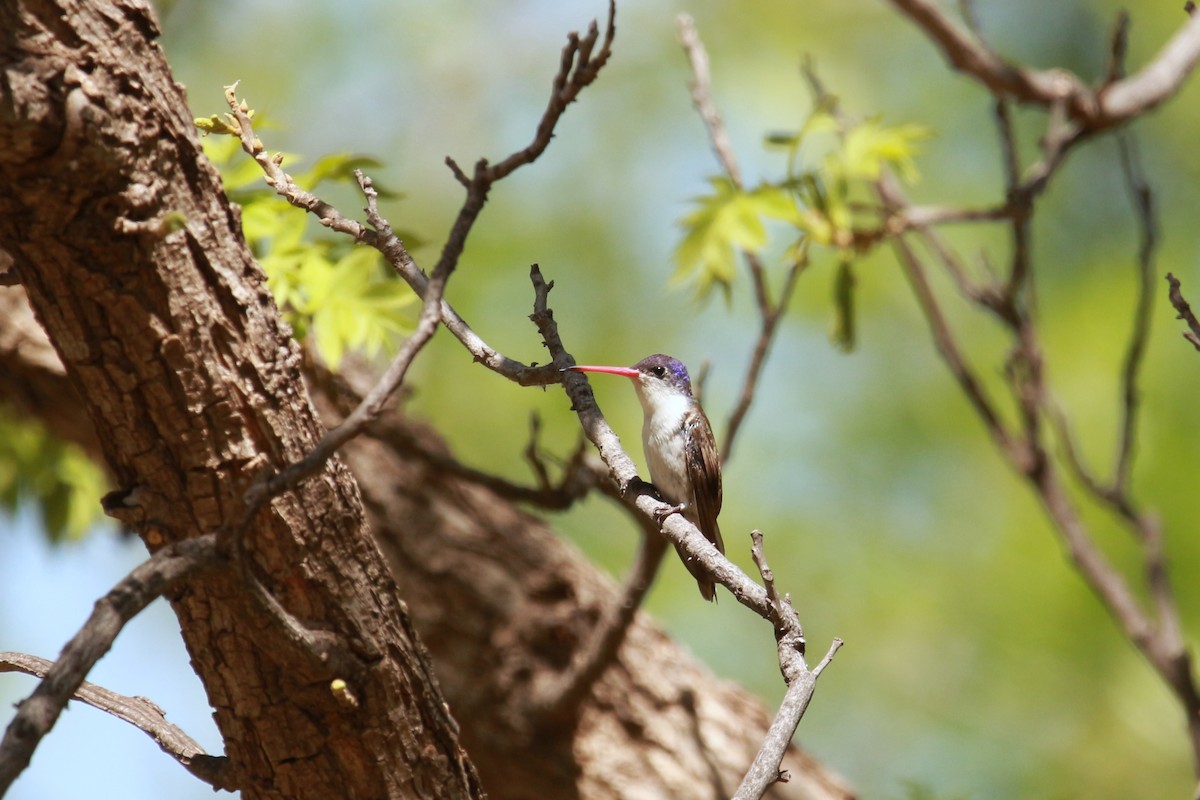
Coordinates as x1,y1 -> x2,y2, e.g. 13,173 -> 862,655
567,354 -> 724,601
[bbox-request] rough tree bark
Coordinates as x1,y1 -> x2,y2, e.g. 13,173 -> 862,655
0,1 -> 852,799
0,2 -> 482,798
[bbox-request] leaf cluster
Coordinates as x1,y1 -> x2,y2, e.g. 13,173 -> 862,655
200,134 -> 417,368
0,411 -> 106,541
675,106 -> 930,347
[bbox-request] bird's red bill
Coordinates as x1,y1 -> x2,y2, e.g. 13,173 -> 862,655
568,365 -> 641,379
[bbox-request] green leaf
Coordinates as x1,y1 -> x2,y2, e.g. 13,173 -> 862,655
292,153 -> 399,198
297,246 -> 416,367
0,410 -> 108,541
199,108 -> 419,366
830,260 -> 856,351
674,178 -> 801,298
832,117 -> 932,183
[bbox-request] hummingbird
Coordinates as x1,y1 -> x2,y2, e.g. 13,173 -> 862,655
567,354 -> 724,601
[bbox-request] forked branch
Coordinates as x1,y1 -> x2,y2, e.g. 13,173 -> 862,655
0,536 -> 219,794
0,652 -> 234,791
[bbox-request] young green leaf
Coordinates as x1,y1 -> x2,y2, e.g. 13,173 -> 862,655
675,178 -> 801,299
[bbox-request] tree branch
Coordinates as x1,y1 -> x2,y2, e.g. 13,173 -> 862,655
1166,273 -> 1200,352
0,535 -> 219,794
530,268 -> 828,710
677,13 -> 744,186
851,12 -> 1200,770
731,532 -> 839,800
887,0 -> 1200,131
212,5 -> 617,393
0,652 -> 235,792
676,13 -> 802,464
218,0 -> 617,525
733,639 -> 842,800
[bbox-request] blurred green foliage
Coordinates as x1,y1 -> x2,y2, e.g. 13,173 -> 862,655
676,108 -> 929,349
199,134 -> 417,368
0,411 -> 106,542
674,178 -> 800,298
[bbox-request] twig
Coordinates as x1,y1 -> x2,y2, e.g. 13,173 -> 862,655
894,202 -> 1018,228
220,0 -> 618,519
1103,10 -> 1131,84
750,531 -> 806,674
886,0 -> 1200,130
677,13 -> 800,463
731,638 -> 842,800
859,19 -> 1200,770
481,1 -> 616,185
215,6 -> 618,393
307,355 -> 603,511
526,263 -> 823,720
254,260 -> 447,500
722,257 -> 803,464
883,202 -> 1024,465
0,652 -> 235,792
1166,273 -> 1200,352
1111,134 -> 1157,496
677,13 -> 743,186
0,535 -> 219,794
537,267 -> 786,622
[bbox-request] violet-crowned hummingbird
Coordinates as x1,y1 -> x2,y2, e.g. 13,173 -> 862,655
567,354 -> 725,601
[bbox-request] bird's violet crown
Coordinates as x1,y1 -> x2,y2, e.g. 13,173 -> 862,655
633,353 -> 693,393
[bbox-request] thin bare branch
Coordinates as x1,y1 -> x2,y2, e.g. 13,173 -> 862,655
750,530 -> 806,676
1100,11 -> 1200,124
213,6 -> 619,393
1111,134 -> 1157,495
0,652 -> 235,791
861,32 -> 1200,768
723,257 -> 803,463
219,1 -> 619,518
486,1 -> 616,183
677,13 -> 743,186
308,355 -> 603,511
880,200 -> 1022,466
894,202 -> 1018,228
0,535 -> 218,793
247,173 -> 450,507
535,267 -> 790,623
887,0 -> 1200,131
1103,10 -> 1132,84
1166,273 -> 1200,352
732,638 -> 842,800
677,13 -> 800,463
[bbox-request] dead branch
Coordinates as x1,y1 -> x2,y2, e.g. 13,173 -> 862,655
0,536 -> 219,794
0,652 -> 235,792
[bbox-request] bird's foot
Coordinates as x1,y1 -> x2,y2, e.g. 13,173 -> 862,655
648,501 -> 686,525
623,477 -> 684,522
652,500 -> 686,525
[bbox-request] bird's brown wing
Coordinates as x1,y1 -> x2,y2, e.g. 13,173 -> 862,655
683,406 -> 724,556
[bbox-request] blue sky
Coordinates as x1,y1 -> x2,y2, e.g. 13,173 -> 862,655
1,509 -> 222,800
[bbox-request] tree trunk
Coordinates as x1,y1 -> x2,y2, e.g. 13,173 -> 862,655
0,2 -> 481,798
0,1 -> 853,798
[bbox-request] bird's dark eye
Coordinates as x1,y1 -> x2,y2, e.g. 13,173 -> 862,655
652,366 -> 666,377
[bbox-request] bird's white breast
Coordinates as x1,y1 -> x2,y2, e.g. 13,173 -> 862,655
635,386 -> 693,505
